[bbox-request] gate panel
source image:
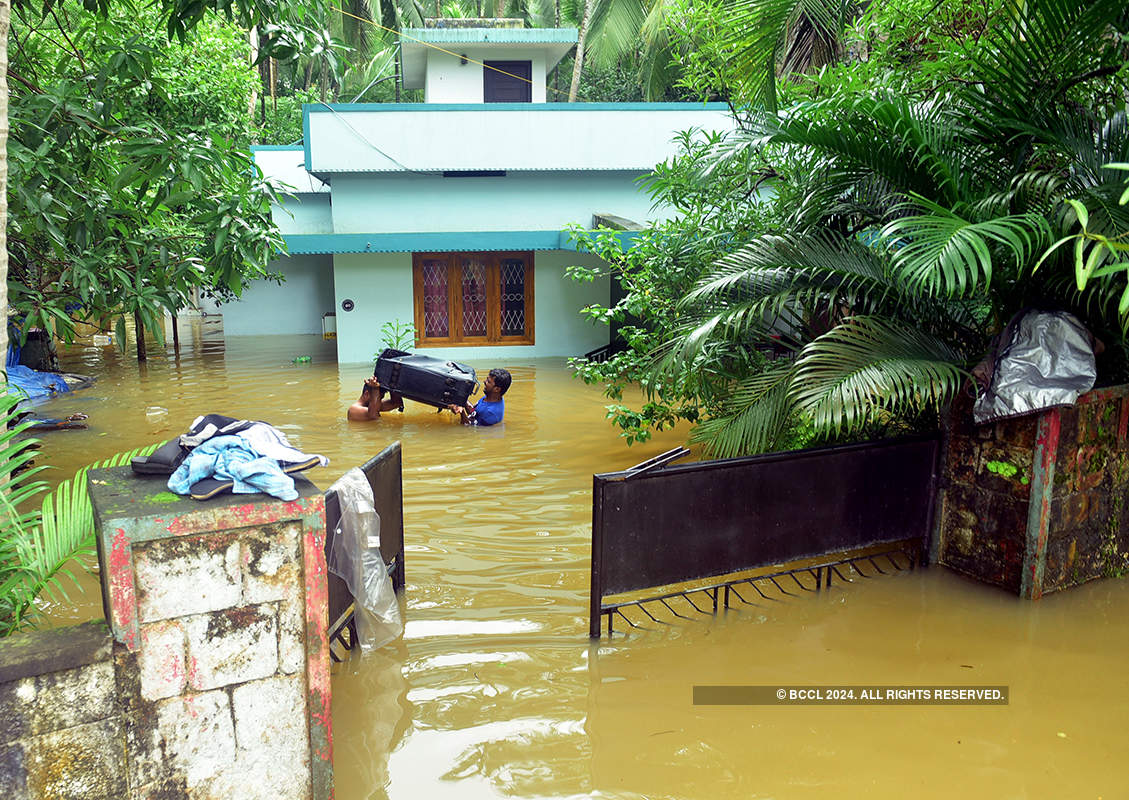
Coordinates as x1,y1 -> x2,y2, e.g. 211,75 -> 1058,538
590,437 -> 940,636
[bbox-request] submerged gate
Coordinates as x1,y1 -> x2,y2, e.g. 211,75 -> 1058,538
590,437 -> 941,636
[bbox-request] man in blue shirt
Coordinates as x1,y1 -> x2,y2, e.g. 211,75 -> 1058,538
448,368 -> 510,426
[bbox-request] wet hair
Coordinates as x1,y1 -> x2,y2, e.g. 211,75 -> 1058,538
489,368 -> 512,396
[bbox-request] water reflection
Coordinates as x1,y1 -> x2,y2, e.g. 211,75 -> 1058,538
332,644 -> 412,800
35,322 -> 1129,799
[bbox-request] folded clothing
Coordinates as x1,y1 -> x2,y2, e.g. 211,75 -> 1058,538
169,436 -> 302,501
156,414 -> 328,501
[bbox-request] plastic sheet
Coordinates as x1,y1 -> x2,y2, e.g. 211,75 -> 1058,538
973,310 -> 1097,424
327,468 -> 403,652
3,364 -> 70,399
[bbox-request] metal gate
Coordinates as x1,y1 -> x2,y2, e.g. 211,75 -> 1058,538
590,437 -> 941,636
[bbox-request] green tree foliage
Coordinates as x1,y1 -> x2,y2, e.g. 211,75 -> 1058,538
573,0 -> 1129,457
567,130 -> 789,446
6,1 -> 297,345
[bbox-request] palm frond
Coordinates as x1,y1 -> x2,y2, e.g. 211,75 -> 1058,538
584,0 -> 647,69
882,201 -> 1052,296
720,0 -> 851,111
675,232 -> 945,357
637,0 -> 676,101
964,0 -> 1128,147
791,316 -> 968,436
689,360 -> 798,457
0,439 -> 164,636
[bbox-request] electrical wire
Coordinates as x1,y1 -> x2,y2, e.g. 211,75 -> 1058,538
297,11 -> 576,170
331,5 -> 572,99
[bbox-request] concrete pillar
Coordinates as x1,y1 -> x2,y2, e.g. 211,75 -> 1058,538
88,468 -> 332,800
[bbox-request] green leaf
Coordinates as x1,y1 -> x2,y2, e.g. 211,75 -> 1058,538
1065,199 -> 1090,231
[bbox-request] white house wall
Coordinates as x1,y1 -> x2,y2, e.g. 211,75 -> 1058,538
332,249 -> 610,364
328,172 -> 666,235
424,48 -> 548,103
206,254 -> 335,336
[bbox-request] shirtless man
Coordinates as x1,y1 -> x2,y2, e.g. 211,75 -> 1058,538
347,377 -> 403,421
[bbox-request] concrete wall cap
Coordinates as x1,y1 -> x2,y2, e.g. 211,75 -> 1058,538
0,620 -> 113,684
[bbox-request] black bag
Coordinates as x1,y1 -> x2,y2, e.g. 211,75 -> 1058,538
373,348 -> 477,409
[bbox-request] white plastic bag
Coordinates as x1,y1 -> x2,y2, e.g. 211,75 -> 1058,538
327,468 -> 403,652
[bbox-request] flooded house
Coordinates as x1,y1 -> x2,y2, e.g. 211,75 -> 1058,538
206,21 -> 733,363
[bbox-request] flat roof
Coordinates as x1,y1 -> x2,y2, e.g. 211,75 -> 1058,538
251,146 -> 329,193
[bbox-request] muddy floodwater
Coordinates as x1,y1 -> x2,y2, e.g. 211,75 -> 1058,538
33,321 -> 1129,799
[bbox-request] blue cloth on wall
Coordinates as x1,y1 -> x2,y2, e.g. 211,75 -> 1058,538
168,435 -> 299,501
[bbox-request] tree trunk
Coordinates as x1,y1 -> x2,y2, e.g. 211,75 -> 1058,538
0,0 -> 10,369
552,0 -> 560,100
248,26 -> 259,123
134,310 -> 147,362
568,0 -> 591,102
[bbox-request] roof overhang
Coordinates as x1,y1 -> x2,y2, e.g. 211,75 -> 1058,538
302,103 -> 735,173
251,146 -> 329,194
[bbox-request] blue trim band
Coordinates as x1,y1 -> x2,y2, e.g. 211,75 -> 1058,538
251,145 -> 305,151
283,230 -> 638,254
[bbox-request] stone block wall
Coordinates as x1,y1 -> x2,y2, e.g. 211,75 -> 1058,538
0,622 -> 125,800
936,384 -> 1129,598
0,469 -> 334,799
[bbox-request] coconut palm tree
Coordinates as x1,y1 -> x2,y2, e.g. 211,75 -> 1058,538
656,0 -> 1129,457
711,0 -> 863,112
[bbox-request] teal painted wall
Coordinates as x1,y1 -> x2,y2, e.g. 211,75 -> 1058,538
274,194 -> 333,235
331,249 -> 610,364
329,172 -> 662,235
204,254 -> 335,335
332,252 -> 414,364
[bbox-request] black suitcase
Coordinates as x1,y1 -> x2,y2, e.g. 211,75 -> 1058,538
373,349 -> 477,409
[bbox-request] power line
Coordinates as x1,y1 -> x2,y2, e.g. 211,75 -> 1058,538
330,6 -> 573,100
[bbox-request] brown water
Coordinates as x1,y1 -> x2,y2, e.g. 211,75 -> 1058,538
34,321 -> 1129,800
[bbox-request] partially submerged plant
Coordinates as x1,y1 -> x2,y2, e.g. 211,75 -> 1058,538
0,393 -> 160,636
376,319 -> 417,357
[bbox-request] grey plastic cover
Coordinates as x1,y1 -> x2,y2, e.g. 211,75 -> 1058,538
973,310 -> 1096,425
